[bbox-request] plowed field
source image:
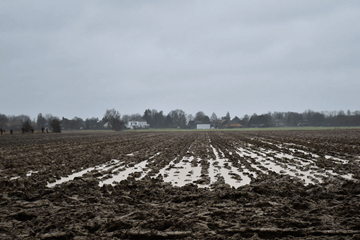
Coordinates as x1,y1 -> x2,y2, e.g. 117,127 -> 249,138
1,130 -> 360,239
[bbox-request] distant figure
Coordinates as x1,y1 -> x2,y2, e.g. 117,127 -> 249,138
10,129 -> 13,134
0,128 -> 3,135
46,128 -> 49,133
31,128 -> 34,134
21,128 -> 25,134
41,127 -> 45,133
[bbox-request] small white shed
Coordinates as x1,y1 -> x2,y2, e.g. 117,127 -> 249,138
197,124 -> 210,130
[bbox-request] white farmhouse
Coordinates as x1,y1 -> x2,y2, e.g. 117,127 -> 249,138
126,120 -> 149,129
197,124 -> 210,130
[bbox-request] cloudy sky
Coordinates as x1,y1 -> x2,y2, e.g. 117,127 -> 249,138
1,0 -> 359,120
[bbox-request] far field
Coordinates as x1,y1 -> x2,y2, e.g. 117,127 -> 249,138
1,129 -> 360,239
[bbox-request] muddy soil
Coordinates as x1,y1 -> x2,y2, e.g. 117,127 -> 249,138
1,130 -> 360,239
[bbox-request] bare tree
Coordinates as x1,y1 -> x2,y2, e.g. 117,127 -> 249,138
194,111 -> 206,122
242,114 -> 250,127
210,112 -> 218,126
194,111 -> 210,124
130,113 -> 142,121
44,114 -> 54,122
121,114 -> 130,125
0,113 -> 8,127
50,117 -> 62,133
37,113 -> 46,129
103,109 -> 123,131
168,109 -> 187,128
22,120 -> 32,133
187,114 -> 194,123
225,112 -> 230,122
8,114 -> 31,123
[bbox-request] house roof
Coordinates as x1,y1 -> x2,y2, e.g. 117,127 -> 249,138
218,120 -> 227,125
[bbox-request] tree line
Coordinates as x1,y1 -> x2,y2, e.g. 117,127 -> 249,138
141,109 -> 360,128
1,109 -> 360,133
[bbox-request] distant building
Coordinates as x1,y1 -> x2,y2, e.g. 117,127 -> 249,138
298,120 -> 310,127
217,120 -> 228,128
188,120 -> 203,129
197,124 -> 210,130
228,117 -> 243,128
217,117 -> 243,128
126,120 -> 149,129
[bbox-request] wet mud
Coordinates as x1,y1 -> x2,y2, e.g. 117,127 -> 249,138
1,130 -> 360,239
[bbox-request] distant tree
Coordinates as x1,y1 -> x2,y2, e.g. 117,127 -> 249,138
334,110 -> 347,126
129,113 -> 142,121
168,109 -> 186,128
271,112 -> 285,127
37,113 -> 46,129
248,114 -> 271,127
112,118 -> 124,131
19,115 -> 31,123
121,115 -> 130,125
150,109 -> 157,127
164,114 -> 173,128
85,117 -> 99,129
61,117 -> 70,130
225,112 -> 230,122
44,114 -> 54,123
285,112 -> 302,126
50,117 -> 62,133
194,111 -> 205,122
193,111 -> 209,124
302,110 -> 325,126
96,119 -> 106,129
0,113 -> 8,127
311,112 -> 325,126
103,109 -> 123,131
142,109 -> 152,125
85,119 -> 90,129
71,117 -> 84,129
8,114 -> 31,123
210,112 -> 218,126
22,120 -> 32,133
354,111 -> 360,126
153,111 -> 165,128
103,109 -> 120,127
187,114 -> 194,124
242,114 -> 250,127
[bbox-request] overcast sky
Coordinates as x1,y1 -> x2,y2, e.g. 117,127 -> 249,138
1,0 -> 359,120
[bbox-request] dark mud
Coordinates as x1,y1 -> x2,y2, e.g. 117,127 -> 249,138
1,130 -> 360,239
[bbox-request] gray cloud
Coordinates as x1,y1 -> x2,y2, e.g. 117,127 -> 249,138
1,0 -> 359,119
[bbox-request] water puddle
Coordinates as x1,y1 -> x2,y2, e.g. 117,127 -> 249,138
210,144 -> 251,188
47,159 -> 122,188
158,156 -> 202,187
45,139 -> 355,189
